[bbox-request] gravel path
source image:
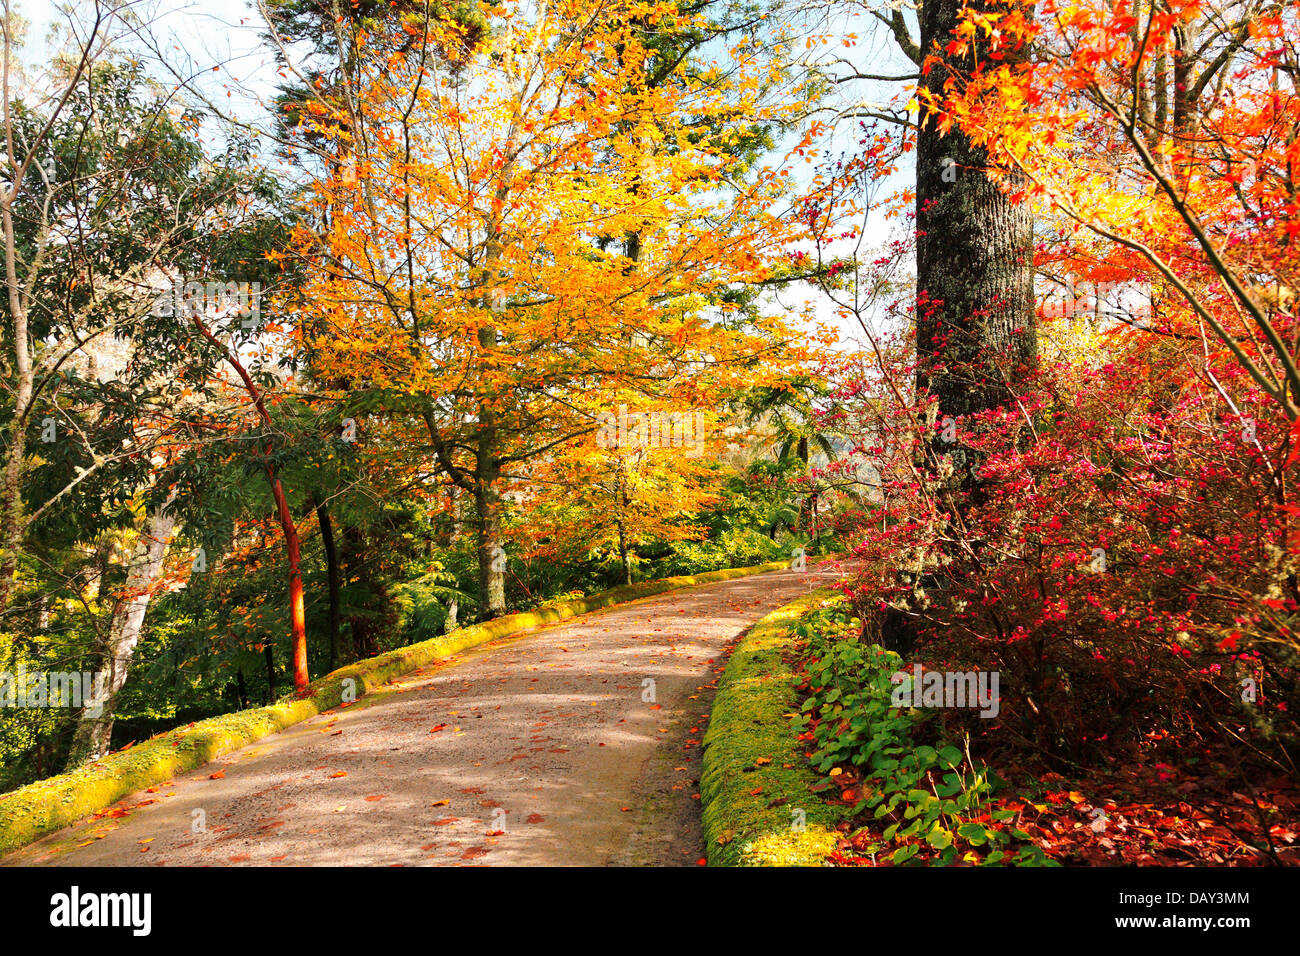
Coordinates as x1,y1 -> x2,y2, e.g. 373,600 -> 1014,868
5,566 -> 839,867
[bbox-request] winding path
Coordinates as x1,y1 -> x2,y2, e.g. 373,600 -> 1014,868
5,566 -> 839,867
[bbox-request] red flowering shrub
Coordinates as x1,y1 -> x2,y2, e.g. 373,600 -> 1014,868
827,320 -> 1299,769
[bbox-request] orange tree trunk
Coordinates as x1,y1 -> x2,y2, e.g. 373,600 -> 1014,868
192,312 -> 310,694
268,467 -> 309,693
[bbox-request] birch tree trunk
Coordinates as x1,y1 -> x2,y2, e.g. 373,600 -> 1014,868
64,496 -> 176,768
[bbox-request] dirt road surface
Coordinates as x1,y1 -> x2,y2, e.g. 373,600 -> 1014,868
4,566 -> 840,867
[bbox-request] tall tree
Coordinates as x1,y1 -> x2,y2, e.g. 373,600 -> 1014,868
915,0 -> 1036,497
290,0 -> 817,618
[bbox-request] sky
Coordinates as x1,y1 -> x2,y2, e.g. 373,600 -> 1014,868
14,0 -> 919,351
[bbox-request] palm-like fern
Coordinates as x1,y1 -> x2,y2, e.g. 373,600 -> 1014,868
739,378 -> 837,538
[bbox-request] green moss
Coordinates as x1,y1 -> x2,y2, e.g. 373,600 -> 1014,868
742,827 -> 842,866
701,589 -> 852,866
0,559 -> 791,858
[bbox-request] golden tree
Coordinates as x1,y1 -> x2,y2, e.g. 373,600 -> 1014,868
288,0 -> 825,616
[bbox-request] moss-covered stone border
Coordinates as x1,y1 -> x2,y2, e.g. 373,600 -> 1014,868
701,589 -> 853,866
0,560 -> 793,858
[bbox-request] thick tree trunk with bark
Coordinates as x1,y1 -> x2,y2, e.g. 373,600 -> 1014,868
877,0 -> 1038,656
65,498 -> 176,768
472,324 -> 507,620
917,0 -> 1037,480
473,475 -> 506,619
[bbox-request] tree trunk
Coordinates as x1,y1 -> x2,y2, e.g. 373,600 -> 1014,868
339,523 -> 381,658
916,0 -> 1036,491
267,468 -> 309,693
314,497 -> 344,671
0,437 -> 25,612
617,518 -> 632,585
191,311 -> 310,694
881,0 -> 1040,655
264,644 -> 277,703
796,435 -> 816,533
0,196 -> 34,613
64,497 -> 176,768
474,479 -> 506,619
447,484 -> 462,543
472,327 -> 506,620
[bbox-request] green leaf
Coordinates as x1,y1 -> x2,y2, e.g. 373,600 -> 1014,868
892,844 -> 919,864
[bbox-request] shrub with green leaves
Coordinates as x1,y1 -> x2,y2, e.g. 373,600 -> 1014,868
794,606 -> 1051,866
